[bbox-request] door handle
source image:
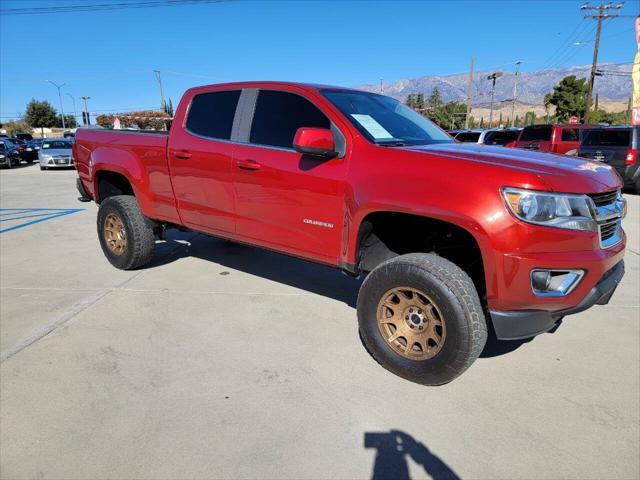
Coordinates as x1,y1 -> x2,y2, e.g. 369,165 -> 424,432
235,159 -> 261,171
173,149 -> 192,159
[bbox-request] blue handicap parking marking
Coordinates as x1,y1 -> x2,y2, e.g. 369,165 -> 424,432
0,208 -> 84,234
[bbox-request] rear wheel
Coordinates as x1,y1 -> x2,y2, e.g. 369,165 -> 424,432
97,195 -> 155,270
357,253 -> 487,385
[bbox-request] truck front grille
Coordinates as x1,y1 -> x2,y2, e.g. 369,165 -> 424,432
589,190 -> 618,207
588,190 -> 624,248
599,219 -> 619,242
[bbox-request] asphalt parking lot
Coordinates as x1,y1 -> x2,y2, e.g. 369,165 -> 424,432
0,163 -> 638,480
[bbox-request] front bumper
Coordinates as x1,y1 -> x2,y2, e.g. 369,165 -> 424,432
490,260 -> 625,340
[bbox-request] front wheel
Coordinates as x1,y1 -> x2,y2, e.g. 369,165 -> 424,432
357,253 -> 487,386
97,195 -> 156,270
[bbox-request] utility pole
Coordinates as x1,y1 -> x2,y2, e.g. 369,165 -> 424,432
81,96 -> 91,125
46,80 -> 66,130
379,78 -> 383,93
154,69 -> 166,112
487,71 -> 503,128
66,93 -> 77,127
510,61 -> 523,128
465,56 -> 474,129
581,2 -> 623,123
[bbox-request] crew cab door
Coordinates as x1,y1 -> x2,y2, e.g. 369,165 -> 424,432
167,89 -> 240,234
232,89 -> 348,264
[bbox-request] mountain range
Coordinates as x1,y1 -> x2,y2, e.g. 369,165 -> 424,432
358,63 -> 632,107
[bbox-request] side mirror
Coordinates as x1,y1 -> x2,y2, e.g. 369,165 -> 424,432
293,127 -> 337,158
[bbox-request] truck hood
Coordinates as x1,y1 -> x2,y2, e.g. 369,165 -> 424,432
403,143 -> 621,194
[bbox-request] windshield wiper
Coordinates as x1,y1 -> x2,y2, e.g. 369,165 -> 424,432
376,141 -> 406,147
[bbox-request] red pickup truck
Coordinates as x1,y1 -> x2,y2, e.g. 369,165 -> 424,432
74,82 -> 626,385
511,123 -> 597,154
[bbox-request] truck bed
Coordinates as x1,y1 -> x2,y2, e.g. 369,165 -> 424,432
74,128 -> 180,223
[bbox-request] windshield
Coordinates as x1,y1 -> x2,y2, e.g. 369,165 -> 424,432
321,89 -> 452,146
582,129 -> 631,147
42,141 -> 71,150
520,125 -> 552,142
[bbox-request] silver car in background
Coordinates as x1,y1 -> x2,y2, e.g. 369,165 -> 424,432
38,139 -> 73,170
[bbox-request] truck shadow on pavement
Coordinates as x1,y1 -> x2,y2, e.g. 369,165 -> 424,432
151,231 -> 531,358
365,430 -> 460,480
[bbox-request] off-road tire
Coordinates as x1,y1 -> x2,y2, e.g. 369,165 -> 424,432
357,253 -> 487,386
97,195 -> 155,270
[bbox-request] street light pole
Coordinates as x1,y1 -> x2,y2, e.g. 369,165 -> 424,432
487,71 -> 503,128
154,70 -> 166,112
465,56 -> 474,129
66,93 -> 78,127
46,80 -> 66,130
511,61 -> 523,128
81,96 -> 91,125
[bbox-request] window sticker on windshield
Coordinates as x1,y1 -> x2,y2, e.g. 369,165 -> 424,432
350,114 -> 394,139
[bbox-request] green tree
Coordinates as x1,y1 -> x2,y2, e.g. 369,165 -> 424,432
24,99 -> 57,136
164,98 -> 174,117
427,87 -> 443,110
524,111 -> 537,125
590,109 -> 629,125
544,75 -> 588,122
426,101 -> 467,129
55,114 -> 77,128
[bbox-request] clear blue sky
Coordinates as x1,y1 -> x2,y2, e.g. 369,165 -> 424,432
1,0 -> 638,121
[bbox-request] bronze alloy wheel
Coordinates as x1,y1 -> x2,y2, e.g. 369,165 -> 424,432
103,212 -> 127,255
376,287 -> 446,360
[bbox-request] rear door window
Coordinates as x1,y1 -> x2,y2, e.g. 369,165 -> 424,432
582,129 -> 631,147
455,132 -> 481,142
249,90 -> 330,149
520,125 -> 552,142
186,90 -> 241,140
483,130 -> 519,145
561,128 -> 578,141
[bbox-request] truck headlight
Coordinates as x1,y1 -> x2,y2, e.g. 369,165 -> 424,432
502,187 -> 596,232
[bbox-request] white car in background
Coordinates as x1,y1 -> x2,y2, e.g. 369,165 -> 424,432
38,139 -> 73,170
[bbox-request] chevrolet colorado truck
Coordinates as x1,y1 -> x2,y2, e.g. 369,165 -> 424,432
74,82 -> 627,385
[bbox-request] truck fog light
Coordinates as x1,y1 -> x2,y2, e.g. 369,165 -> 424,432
531,269 -> 584,297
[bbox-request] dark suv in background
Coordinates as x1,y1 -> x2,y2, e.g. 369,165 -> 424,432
578,126 -> 639,194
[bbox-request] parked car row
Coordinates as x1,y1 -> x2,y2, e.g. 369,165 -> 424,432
447,124 -> 639,193
0,137 -> 74,170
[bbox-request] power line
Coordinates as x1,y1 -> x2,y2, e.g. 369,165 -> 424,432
0,0 -> 238,16
539,19 -> 590,70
